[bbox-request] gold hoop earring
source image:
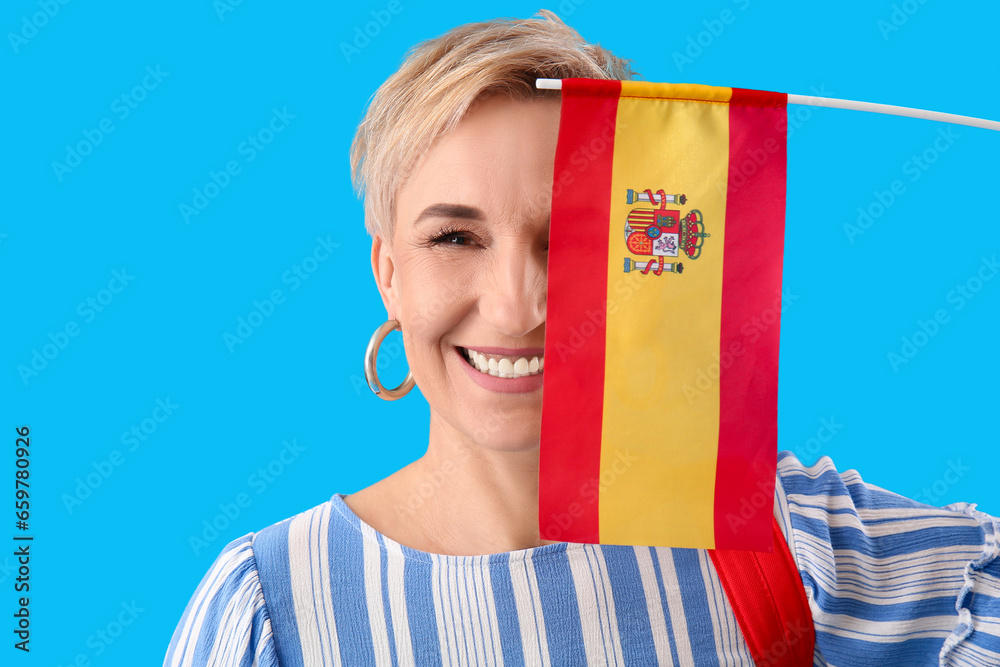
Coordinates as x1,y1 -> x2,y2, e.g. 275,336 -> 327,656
364,319 -> 415,400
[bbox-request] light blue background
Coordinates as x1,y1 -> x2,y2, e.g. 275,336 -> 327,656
2,0 -> 998,663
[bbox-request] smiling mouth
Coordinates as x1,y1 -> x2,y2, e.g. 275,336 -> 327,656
458,347 -> 544,378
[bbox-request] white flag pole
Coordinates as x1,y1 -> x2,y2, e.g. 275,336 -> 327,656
786,94 -> 1000,132
534,78 -> 1000,132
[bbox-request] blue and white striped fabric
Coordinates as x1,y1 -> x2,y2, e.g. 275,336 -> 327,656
163,452 -> 1000,666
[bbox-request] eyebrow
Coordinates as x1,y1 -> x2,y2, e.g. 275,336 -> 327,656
413,203 -> 485,227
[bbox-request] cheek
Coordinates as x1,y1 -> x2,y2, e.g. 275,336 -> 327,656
397,258 -> 473,342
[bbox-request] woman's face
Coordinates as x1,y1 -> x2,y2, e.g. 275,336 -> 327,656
374,94 -> 560,452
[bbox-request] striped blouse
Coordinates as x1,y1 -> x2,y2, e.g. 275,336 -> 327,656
163,452 -> 1000,666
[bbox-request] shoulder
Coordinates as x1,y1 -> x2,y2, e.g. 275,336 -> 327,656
164,534 -> 276,666
774,451 -> 991,565
164,497 -> 341,667
774,451 -> 1000,665
252,494 -> 346,566
774,451 -> 989,540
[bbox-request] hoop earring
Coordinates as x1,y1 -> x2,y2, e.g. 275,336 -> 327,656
364,319 -> 415,400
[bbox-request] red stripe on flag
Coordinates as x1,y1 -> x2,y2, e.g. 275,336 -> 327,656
539,78 -> 621,543
714,88 -> 788,551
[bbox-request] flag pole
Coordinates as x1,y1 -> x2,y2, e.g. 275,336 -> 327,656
534,78 -> 1000,132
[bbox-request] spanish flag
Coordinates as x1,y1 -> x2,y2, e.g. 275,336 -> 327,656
540,79 -> 787,551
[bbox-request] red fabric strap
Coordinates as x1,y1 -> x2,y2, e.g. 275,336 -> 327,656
708,516 -> 815,666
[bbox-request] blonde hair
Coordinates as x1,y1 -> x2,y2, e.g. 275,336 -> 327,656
349,9 -> 636,240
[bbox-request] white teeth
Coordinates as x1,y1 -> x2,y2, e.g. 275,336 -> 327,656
462,348 -> 544,379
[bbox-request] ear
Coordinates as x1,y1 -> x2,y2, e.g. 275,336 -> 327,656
371,235 -> 399,321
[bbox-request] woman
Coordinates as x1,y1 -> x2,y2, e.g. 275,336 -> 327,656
164,11 -> 1000,666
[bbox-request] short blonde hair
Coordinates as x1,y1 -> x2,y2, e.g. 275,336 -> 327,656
349,9 -> 636,240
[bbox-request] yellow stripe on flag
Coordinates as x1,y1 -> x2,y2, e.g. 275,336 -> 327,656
600,82 -> 734,548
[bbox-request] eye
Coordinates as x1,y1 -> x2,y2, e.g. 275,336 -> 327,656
429,230 -> 476,247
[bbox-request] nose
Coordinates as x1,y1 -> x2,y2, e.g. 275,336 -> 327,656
478,242 -> 546,339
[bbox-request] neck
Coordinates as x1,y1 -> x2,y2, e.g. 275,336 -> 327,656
398,411 -> 558,556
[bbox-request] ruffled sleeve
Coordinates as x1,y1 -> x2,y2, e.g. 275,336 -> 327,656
774,451 -> 1000,666
163,533 -> 279,667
